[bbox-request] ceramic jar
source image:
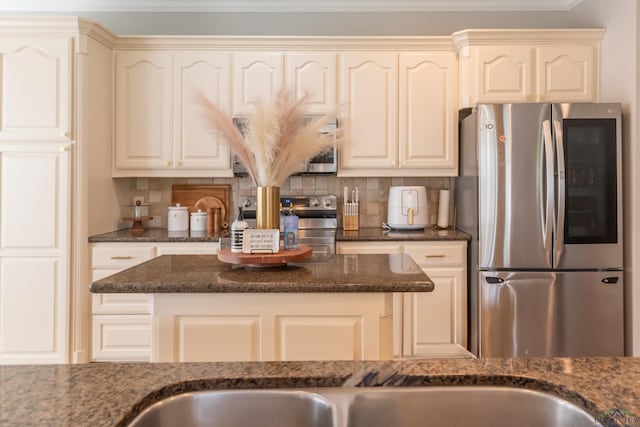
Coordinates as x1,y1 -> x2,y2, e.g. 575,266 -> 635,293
190,209 -> 208,232
167,204 -> 189,231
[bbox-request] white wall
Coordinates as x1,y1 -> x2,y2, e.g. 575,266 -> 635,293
570,0 -> 638,355
2,10 -> 570,35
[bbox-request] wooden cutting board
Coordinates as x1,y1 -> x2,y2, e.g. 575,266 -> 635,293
171,184 -> 231,225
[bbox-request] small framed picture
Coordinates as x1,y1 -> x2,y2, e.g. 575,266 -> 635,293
242,229 -> 280,254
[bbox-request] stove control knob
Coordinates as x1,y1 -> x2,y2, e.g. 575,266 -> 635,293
241,199 -> 252,208
310,198 -> 321,208
323,198 -> 334,208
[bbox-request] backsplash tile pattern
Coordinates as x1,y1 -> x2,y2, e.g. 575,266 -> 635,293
115,176 -> 454,230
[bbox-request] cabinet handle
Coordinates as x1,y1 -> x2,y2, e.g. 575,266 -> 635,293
110,256 -> 133,260
176,160 -> 183,166
425,254 -> 446,258
60,132 -> 69,138
164,161 -> 171,167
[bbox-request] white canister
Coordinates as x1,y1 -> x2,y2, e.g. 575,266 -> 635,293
190,209 -> 208,232
167,203 -> 189,231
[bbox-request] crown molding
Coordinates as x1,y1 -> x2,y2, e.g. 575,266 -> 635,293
0,0 -> 585,12
451,28 -> 605,47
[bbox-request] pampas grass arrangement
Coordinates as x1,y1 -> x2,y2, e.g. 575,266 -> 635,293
197,89 -> 342,187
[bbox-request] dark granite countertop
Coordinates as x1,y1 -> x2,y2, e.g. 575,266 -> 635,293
89,254 -> 434,294
2,358 -> 638,427
337,227 -> 471,241
89,228 -> 223,243
89,227 -> 471,243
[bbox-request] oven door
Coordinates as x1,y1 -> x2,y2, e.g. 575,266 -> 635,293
298,229 -> 336,255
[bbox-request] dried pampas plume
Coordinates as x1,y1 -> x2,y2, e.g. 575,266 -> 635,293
197,89 -> 343,187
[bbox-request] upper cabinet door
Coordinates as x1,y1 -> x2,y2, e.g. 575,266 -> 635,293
232,53 -> 284,115
536,45 -> 597,102
114,51 -> 173,170
0,36 -> 72,142
173,52 -> 232,171
285,52 -> 337,114
339,52 -> 398,169
399,52 -> 458,174
474,46 -> 535,104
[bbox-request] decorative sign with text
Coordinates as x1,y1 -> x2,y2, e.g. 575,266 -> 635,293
242,229 -> 280,254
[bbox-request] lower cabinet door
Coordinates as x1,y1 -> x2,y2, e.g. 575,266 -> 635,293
403,267 -> 469,358
91,315 -> 151,362
152,293 -> 393,362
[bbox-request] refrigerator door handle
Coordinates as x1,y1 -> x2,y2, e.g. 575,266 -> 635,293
554,119 -> 566,266
602,277 -> 619,284
542,120 -> 554,258
485,276 -> 505,284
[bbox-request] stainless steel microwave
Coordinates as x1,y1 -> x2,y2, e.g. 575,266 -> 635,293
232,116 -> 338,176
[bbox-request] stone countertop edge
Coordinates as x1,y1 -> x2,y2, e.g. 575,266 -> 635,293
88,228 -> 222,243
336,227 -> 471,241
89,254 -> 434,294
1,358 -> 637,427
88,227 -> 471,243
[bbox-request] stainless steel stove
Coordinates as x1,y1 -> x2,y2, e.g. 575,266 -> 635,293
240,195 -> 337,254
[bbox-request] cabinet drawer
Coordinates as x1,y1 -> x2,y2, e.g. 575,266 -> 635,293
92,245 -> 155,268
91,315 -> 151,362
403,242 -> 466,268
92,293 -> 150,315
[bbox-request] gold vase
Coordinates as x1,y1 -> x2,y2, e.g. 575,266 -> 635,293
256,186 -> 280,229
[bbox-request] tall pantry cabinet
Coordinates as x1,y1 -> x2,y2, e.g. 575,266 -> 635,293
0,17 -> 119,364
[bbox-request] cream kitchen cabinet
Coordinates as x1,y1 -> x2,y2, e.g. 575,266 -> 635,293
0,17 -> 118,365
153,292 -> 392,363
232,52 -> 283,115
0,35 -> 72,142
90,242 -> 218,361
113,50 -> 232,177
233,51 -> 337,115
0,143 -> 71,364
453,29 -> 604,107
338,49 -> 458,177
336,240 -> 469,358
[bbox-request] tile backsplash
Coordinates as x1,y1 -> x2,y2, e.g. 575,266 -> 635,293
115,176 -> 454,230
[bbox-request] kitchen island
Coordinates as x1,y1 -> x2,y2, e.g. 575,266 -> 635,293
2,357 -> 638,426
90,253 -> 433,363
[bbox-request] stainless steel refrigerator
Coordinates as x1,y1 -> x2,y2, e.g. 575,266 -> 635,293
456,103 -> 624,358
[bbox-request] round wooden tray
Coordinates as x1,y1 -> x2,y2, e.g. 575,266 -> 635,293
217,244 -> 312,268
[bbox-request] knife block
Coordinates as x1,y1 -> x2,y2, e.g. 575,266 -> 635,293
342,203 -> 359,231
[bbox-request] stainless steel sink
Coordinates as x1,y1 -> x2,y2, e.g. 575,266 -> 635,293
127,390 -> 334,427
127,386 -> 600,427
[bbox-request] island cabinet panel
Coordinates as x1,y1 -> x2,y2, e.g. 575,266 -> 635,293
277,316 -> 362,361
0,35 -> 72,142
152,293 -> 393,363
164,315 -> 261,362
113,50 -> 233,177
336,240 -> 470,359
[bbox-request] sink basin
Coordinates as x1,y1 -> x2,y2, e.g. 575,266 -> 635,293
127,386 -> 600,427
127,390 -> 334,427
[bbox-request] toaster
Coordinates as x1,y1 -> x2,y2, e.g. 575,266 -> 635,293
387,186 -> 428,230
